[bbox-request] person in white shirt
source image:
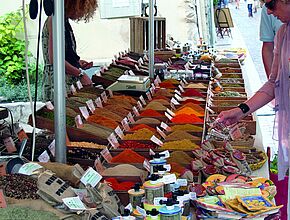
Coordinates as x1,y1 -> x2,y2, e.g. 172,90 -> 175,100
248,0 -> 254,16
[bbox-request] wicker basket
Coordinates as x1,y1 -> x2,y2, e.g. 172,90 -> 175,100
249,151 -> 268,171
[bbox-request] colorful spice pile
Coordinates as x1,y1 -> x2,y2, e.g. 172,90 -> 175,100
104,178 -> 135,191
166,130 -> 200,141
150,99 -> 170,105
167,151 -> 194,167
175,107 -> 204,117
145,102 -> 167,111
182,99 -> 201,105
94,108 -> 123,122
171,124 -> 203,132
38,111 -> 75,127
119,141 -> 156,149
111,149 -> 146,163
87,115 -> 119,129
67,142 -> 106,149
159,82 -> 176,89
130,124 -> 156,132
163,79 -> 180,84
184,83 -> 207,89
182,88 -> 204,97
152,96 -> 169,101
123,128 -> 155,140
171,114 -> 203,124
134,118 -> 161,125
140,109 -> 163,117
160,139 -> 199,150
177,103 -> 205,114
105,105 -> 130,117
155,89 -> 174,97
102,164 -> 148,177
80,124 -> 113,139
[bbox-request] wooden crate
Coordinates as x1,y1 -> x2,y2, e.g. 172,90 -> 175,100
130,17 -> 166,53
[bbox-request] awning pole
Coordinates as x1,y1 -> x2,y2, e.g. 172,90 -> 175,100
149,0 -> 155,79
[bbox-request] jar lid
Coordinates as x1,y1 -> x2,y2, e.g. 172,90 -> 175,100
143,180 -> 164,188
159,206 -> 181,215
128,188 -> 145,195
149,159 -> 166,165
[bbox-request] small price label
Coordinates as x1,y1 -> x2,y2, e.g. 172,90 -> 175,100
153,197 -> 167,206
100,147 -> 113,163
86,99 -> 96,113
161,122 -> 172,131
81,167 -> 102,188
161,173 -> 177,184
171,97 -> 180,105
184,62 -> 190,70
129,70 -> 135,76
178,85 -> 185,93
108,90 -> 114,97
76,81 -> 83,90
156,127 -> 167,139
229,125 -> 243,140
95,97 -> 103,108
135,64 -> 140,71
38,150 -> 50,162
174,93 -> 183,101
125,203 -> 133,212
137,101 -> 143,110
163,164 -> 171,172
156,75 -> 162,84
104,64 -> 109,71
4,137 -> 16,153
189,192 -> 197,200
151,83 -> 156,90
139,96 -> 146,106
95,70 -> 101,76
206,106 -> 215,114
149,149 -> 155,156
146,91 -> 152,101
70,84 -> 77,94
150,87 -> 155,96
170,102 -> 176,110
115,126 -> 124,139
136,206 -> 147,217
166,108 -> 176,117
63,196 -> 86,211
138,57 -> 144,65
121,118 -> 130,131
100,66 -> 105,73
207,89 -> 214,97
48,139 -> 55,156
127,112 -> 135,123
150,135 -> 164,147
75,115 -> 84,128
107,133 -> 119,149
45,101 -> 54,110
177,179 -> 188,187
180,81 -> 185,88
101,92 -> 108,103
143,159 -> 151,172
18,162 -> 43,175
165,112 -> 173,121
79,106 -> 90,120
94,157 -> 105,174
160,150 -> 170,159
154,78 -> 159,87
133,106 -> 140,116
175,89 -> 181,96
182,78 -> 189,84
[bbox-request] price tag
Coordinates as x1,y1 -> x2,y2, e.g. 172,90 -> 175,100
114,54 -> 118,60
38,150 -> 50,162
146,91 -> 152,101
180,81 -> 185,88
177,179 -> 188,187
137,101 -> 143,110
76,81 -> 83,90
100,66 -> 105,73
175,89 -> 181,96
95,70 -> 101,76
0,190 -> 7,208
156,75 -> 162,84
86,99 -> 96,113
80,167 -> 102,188
165,112 -> 173,121
178,85 -> 185,93
154,78 -> 159,87
95,97 -> 103,108
101,92 -> 108,103
166,108 -> 176,117
129,70 -> 135,76
189,192 -> 197,200
171,97 -> 180,105
139,96 -> 146,106
144,54 -> 149,61
151,83 -> 156,90
160,150 -> 170,159
108,90 -> 114,97
75,115 -> 84,128
45,101 -> 54,110
150,135 -> 164,147
94,157 -> 105,174
207,98 -> 213,107
18,162 -> 43,175
174,93 -> 183,101
4,137 -> 16,153
206,106 -> 215,114
104,64 -> 109,71
229,125 -> 243,140
168,58 -> 172,65
182,78 -> 189,84
48,139 -> 55,156
17,129 -> 28,142
100,147 -> 113,163
127,112 -> 135,123
70,84 -> 77,94
163,164 -> 171,172
153,197 -> 167,206
136,206 -> 147,217
107,133 -> 119,149
161,122 -> 172,131
115,126 -> 124,139
125,203 -> 133,212
63,196 -> 86,211
112,59 -> 116,65
156,127 -> 167,139
161,174 -> 177,184
138,58 -> 144,65
135,64 -> 140,71
150,87 -> 155,96
143,159 -> 151,172
121,118 -> 130,131
133,106 -> 140,116
184,62 -> 190,70
79,106 -> 90,120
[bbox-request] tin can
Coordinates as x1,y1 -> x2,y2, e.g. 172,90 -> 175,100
128,188 -> 145,208
159,206 -> 181,220
143,181 -> 164,204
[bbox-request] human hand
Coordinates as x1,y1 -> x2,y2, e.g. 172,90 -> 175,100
217,107 -> 244,126
79,60 -> 93,69
80,73 -> 92,86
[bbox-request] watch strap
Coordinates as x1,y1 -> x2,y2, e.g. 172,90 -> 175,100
237,103 -> 250,114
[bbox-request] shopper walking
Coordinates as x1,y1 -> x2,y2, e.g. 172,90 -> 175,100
247,0 -> 254,17
236,0 -> 240,9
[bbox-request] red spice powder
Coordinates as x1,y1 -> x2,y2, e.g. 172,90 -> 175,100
130,124 -> 156,132
153,96 -> 169,101
183,88 -> 204,97
111,149 -> 146,163
140,109 -> 163,117
159,82 -> 176,89
87,115 -> 119,129
182,99 -> 201,105
104,178 -> 135,191
119,141 -> 157,149
171,114 -> 203,124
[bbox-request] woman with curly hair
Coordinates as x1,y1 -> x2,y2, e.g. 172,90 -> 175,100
42,0 -> 98,101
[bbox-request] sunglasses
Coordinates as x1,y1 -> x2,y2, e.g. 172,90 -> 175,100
265,0 -> 276,10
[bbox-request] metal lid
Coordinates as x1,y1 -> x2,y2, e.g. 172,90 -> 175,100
159,206 -> 181,215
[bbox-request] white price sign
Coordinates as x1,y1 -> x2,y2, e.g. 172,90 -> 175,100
86,99 -> 96,113
79,106 -> 90,120
62,197 -> 86,211
143,159 -> 151,172
139,96 -> 146,106
94,157 -> 105,174
18,163 -> 43,176
76,81 -> 83,90
156,75 -> 162,83
127,112 -> 135,123
165,112 -> 173,121
160,174 -> 177,184
175,89 -> 181,96
151,83 -> 156,90
95,97 -> 103,108
75,115 -> 84,128
115,126 -> 124,139
133,106 -> 140,116
156,127 -> 167,139
100,147 -> 113,163
150,135 -> 164,147
178,85 -> 185,93
137,101 -> 143,110
171,98 -> 180,105
38,150 -> 50,162
161,122 -> 172,131
146,91 -> 152,101
101,92 -> 108,103
154,78 -> 159,87
107,133 -> 119,149
166,108 -> 176,117
121,118 -> 130,131
150,87 -> 155,96
129,70 -> 135,76
80,167 -> 102,188
45,101 -> 54,110
70,84 -> 77,94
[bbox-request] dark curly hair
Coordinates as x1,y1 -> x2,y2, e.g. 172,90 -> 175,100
65,0 -> 98,22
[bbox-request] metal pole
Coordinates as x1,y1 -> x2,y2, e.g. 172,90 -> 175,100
149,0 -> 155,79
208,0 -> 216,47
52,0 -> 67,163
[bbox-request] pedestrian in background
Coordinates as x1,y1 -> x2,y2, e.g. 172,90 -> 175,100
247,0 -> 254,17
236,0 -> 240,9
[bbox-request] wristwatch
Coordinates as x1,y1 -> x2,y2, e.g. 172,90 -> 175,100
237,103 -> 250,114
